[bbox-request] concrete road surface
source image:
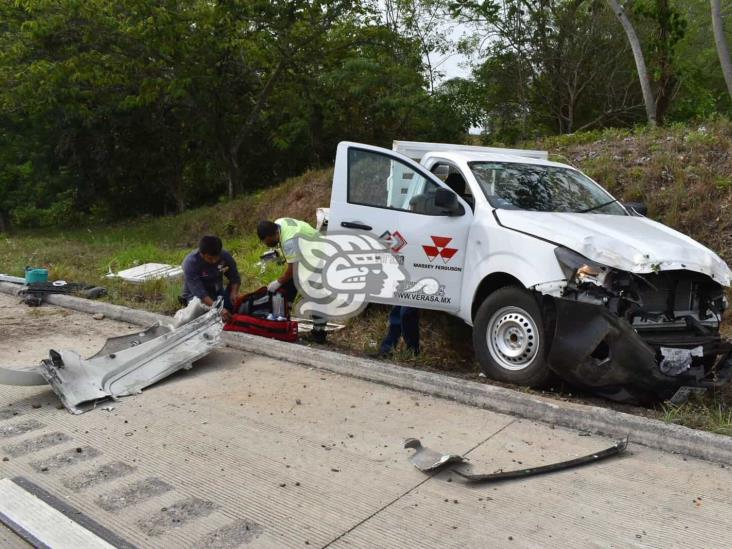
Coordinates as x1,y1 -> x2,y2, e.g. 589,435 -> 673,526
0,293 -> 731,548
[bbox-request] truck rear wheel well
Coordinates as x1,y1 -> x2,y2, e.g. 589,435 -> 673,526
471,273 -> 525,320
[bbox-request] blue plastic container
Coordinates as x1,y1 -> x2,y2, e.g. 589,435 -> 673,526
25,268 -> 48,284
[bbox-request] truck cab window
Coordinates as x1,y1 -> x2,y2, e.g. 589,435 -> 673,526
432,163 -> 475,211
347,148 -> 447,214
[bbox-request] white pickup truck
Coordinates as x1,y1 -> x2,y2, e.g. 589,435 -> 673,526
324,140 -> 732,403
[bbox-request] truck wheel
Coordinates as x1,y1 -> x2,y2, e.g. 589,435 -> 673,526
473,286 -> 550,387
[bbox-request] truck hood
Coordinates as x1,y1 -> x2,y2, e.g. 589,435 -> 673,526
495,210 -> 732,286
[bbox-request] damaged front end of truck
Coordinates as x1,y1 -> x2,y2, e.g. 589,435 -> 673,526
546,247 -> 732,404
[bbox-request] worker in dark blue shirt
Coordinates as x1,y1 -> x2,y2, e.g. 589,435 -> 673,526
181,235 -> 240,320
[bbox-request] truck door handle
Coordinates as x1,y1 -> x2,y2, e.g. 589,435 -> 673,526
341,221 -> 372,231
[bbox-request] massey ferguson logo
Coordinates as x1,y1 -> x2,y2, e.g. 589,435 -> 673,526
379,230 -> 407,253
423,236 -> 457,263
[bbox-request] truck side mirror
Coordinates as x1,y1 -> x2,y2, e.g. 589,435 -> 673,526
624,201 -> 647,216
434,188 -> 465,216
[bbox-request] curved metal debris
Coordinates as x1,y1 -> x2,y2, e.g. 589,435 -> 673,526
0,327 -> 171,388
0,366 -> 46,386
28,300 -> 224,414
404,437 -> 629,483
453,437 -> 629,483
88,325 -> 173,358
404,438 -> 465,472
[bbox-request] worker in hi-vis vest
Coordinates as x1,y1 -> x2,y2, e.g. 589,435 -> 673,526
257,217 -> 327,343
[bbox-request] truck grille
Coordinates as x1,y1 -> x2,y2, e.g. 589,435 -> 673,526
630,270 -> 722,332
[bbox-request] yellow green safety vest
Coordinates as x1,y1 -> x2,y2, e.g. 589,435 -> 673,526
275,217 -> 319,263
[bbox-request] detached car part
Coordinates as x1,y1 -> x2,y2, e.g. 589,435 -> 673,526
0,366 -> 47,387
405,437 -> 628,483
453,437 -> 628,483
404,438 -> 466,471
41,301 -> 223,414
0,301 -> 223,414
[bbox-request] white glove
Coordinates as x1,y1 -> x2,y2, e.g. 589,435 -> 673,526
267,280 -> 282,293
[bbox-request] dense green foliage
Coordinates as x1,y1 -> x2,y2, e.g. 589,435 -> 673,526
0,0 -> 473,228
1,0 -> 731,228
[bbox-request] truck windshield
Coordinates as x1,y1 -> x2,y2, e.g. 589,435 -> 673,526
469,161 -> 627,215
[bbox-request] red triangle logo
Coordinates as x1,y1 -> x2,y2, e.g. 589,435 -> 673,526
423,245 -> 439,261
431,236 -> 452,248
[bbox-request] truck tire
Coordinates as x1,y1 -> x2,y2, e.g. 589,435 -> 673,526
473,286 -> 550,387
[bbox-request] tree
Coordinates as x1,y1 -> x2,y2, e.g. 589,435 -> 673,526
628,0 -> 687,124
0,0 -> 471,227
606,0 -> 657,126
383,0 -> 453,93
452,0 -> 645,139
711,0 -> 732,101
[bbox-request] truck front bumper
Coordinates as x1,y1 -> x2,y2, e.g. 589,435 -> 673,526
547,298 -> 732,403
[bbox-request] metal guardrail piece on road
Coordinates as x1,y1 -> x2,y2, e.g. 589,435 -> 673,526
0,366 -> 47,386
36,301 -> 224,414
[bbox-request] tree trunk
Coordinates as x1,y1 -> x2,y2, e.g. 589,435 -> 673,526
171,183 -> 185,214
227,154 -> 240,200
606,0 -> 657,126
711,0 -> 732,100
224,60 -> 285,200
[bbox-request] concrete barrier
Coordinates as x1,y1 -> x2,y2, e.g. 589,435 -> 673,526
0,282 -> 167,326
2,281 -> 732,465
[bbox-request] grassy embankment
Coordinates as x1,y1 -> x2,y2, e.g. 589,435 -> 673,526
2,119 -> 732,433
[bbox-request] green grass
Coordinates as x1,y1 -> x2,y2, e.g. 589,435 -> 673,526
661,393 -> 732,436
0,184 -> 290,313
0,230 -> 285,315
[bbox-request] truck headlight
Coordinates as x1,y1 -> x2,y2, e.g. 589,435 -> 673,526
554,247 -> 610,287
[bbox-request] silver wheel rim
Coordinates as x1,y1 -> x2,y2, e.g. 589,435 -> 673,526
486,306 -> 540,371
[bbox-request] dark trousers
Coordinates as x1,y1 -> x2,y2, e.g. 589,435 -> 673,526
282,279 -> 298,302
380,306 -> 420,354
282,279 -> 326,332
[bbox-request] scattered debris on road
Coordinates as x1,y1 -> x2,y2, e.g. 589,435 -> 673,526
0,365 -> 46,386
0,300 -> 224,414
404,436 -> 628,483
404,438 -> 466,472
